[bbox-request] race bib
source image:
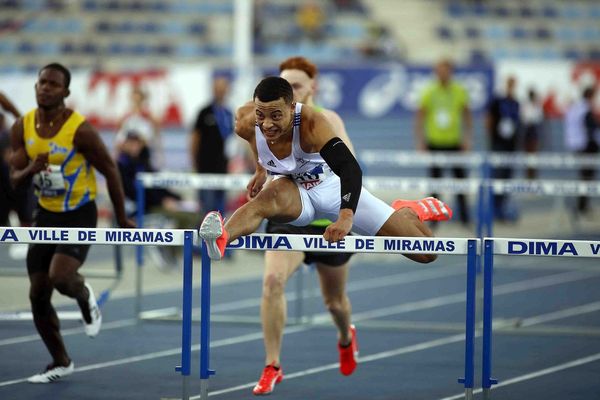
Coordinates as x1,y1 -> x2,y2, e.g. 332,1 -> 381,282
499,117 -> 515,139
292,165 -> 328,190
34,164 -> 65,197
435,110 -> 451,128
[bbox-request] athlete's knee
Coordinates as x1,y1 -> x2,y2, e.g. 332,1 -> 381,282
263,272 -> 287,298
48,269 -> 76,295
29,288 -> 52,317
323,293 -> 347,315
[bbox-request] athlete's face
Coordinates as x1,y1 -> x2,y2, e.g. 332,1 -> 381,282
254,97 -> 295,142
35,68 -> 69,109
280,69 -> 314,104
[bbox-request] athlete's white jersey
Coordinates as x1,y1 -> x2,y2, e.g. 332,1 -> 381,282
255,103 -> 333,191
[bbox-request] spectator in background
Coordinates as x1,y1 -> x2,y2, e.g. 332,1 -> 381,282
521,88 -> 544,179
0,93 -> 33,260
295,1 -> 326,42
564,86 -> 599,215
486,76 -> 520,222
190,76 -> 233,216
115,86 -> 162,168
117,131 -> 180,214
415,58 -> 472,225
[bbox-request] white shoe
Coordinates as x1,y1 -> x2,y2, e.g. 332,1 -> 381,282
198,211 -> 228,260
8,243 -> 28,260
83,283 -> 102,337
27,362 -> 74,383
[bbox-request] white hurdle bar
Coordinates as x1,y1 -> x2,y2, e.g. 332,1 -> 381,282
195,234 -> 481,400
0,226 -> 197,400
360,150 -> 600,169
481,237 -> 600,400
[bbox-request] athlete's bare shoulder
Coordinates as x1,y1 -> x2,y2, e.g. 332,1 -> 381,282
234,101 -> 255,140
299,104 -> 337,152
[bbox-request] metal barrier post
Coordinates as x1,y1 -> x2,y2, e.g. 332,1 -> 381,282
135,178 -> 145,319
176,231 -> 194,400
199,242 -> 216,400
458,239 -> 478,400
482,239 -> 498,399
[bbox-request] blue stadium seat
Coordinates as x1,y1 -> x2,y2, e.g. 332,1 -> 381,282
21,0 -> 44,11
561,4 -> 584,19
535,27 -> 552,40
188,22 -> 207,36
0,40 -> 17,55
82,0 -> 98,11
518,6 -> 535,18
446,2 -> 465,18
563,47 -> 583,60
492,6 -> 510,17
140,21 -> 159,34
107,42 -> 126,55
17,41 -> 35,54
539,46 -> 560,60
60,42 -> 77,54
588,49 -> 600,60
541,6 -> 558,18
512,27 -> 529,40
465,26 -> 480,40
469,48 -> 488,64
436,25 -> 453,40
96,20 -> 111,33
154,43 -> 173,55
80,42 -> 99,55
38,41 -> 60,55
556,27 -> 577,42
484,25 -> 508,40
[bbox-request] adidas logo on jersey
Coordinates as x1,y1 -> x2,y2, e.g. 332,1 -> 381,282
342,193 -> 351,202
267,160 -> 276,167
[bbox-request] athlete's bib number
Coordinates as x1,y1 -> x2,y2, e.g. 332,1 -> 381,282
34,165 -> 65,197
292,165 -> 328,190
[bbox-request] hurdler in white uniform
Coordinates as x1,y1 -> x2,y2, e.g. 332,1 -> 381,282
255,103 -> 394,236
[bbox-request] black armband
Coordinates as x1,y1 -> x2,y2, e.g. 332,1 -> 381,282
320,137 -> 362,213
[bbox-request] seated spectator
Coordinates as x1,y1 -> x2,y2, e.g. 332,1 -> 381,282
117,130 -> 180,214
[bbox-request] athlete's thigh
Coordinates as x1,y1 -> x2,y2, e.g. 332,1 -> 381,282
256,177 -> 303,222
264,250 -> 306,285
316,262 -> 349,300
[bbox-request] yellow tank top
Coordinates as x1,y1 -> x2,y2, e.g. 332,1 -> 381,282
24,109 -> 96,212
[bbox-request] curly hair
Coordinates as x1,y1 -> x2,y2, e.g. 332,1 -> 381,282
279,56 -> 318,79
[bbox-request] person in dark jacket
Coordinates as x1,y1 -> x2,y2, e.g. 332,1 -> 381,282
189,76 -> 233,215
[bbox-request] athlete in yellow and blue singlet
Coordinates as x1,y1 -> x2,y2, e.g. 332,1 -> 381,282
9,63 -> 134,383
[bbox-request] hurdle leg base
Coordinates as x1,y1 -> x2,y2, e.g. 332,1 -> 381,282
200,379 -> 209,400
464,388 -> 474,400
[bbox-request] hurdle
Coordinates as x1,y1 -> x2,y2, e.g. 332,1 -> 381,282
0,226 -> 197,400
134,171 -> 482,328
191,234 -> 480,400
481,237 -> 600,400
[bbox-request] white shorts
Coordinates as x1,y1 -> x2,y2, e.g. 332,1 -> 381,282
281,175 -> 394,236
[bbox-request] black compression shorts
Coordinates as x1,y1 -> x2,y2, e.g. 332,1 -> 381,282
27,201 -> 98,274
265,220 -> 353,267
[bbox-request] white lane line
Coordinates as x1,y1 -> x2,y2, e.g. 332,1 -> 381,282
0,265 -> 464,347
202,334 -> 466,398
519,301 -> 600,327
436,352 -> 600,400
0,269 -> 598,387
0,319 -> 137,346
210,264 -> 465,313
0,269 -> 596,348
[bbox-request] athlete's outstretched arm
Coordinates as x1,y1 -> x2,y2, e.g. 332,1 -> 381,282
74,121 -> 134,228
